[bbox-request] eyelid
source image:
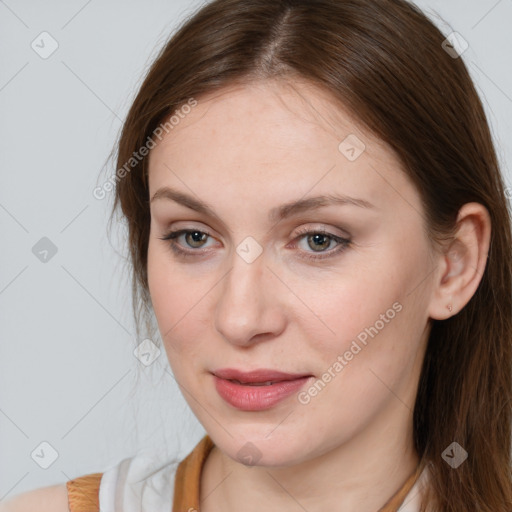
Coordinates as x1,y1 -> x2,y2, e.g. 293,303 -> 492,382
291,223 -> 350,239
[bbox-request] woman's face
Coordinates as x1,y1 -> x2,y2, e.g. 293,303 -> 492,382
147,79 -> 437,467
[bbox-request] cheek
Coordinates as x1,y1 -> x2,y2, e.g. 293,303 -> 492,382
297,296 -> 419,432
147,242 -> 186,350
291,266 -> 405,355
147,240 -> 212,366
294,241 -> 425,379
147,241 -> 172,329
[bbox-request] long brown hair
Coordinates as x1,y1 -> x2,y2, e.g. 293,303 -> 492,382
106,0 -> 512,509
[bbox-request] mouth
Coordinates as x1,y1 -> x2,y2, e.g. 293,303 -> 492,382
227,379 -> 280,386
211,368 -> 314,411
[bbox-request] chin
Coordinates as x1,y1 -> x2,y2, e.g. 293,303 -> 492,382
211,429 -> 308,468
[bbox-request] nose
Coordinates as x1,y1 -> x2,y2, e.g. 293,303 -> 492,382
214,248 -> 286,348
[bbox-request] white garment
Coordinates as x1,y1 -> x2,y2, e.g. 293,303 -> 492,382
397,465 -> 430,512
99,451 -> 181,512
98,450 -> 429,512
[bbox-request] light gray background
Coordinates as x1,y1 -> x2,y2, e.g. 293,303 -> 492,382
1,0 -> 511,499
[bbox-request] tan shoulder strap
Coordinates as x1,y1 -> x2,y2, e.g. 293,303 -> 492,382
66,473 -> 103,512
173,435 -> 214,511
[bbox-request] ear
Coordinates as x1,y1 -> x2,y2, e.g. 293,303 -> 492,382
428,202 -> 491,320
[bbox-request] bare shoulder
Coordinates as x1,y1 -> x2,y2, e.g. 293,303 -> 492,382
0,483 -> 70,512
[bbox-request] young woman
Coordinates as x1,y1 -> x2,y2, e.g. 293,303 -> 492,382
3,0 -> 511,511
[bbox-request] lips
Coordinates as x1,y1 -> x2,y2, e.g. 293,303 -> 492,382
212,369 -> 314,411
212,368 -> 312,385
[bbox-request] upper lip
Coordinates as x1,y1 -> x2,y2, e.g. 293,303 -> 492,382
212,368 -> 312,383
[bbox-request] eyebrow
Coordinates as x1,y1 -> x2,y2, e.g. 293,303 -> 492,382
150,186 -> 375,224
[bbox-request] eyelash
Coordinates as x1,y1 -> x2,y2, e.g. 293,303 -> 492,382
158,227 -> 351,262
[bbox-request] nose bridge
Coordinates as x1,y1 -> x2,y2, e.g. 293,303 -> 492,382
214,246 -> 283,346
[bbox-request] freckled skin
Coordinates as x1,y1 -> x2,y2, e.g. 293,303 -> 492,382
146,79 -> 440,511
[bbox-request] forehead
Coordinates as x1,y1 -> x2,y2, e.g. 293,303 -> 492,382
151,78 -> 378,158
147,79 -> 420,217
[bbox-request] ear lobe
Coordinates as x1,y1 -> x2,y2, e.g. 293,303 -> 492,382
428,203 -> 491,320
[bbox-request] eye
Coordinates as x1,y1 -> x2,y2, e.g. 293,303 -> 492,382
158,229 -> 215,258
291,227 -> 351,261
158,227 -> 352,261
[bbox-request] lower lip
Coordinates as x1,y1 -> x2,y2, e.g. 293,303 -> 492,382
213,375 -> 312,411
